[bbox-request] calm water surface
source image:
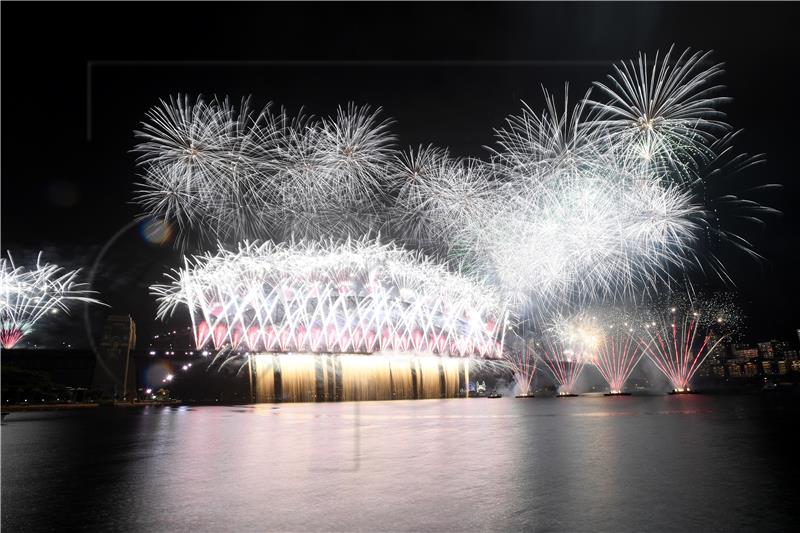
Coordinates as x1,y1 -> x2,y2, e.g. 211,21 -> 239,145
3,394 -> 799,532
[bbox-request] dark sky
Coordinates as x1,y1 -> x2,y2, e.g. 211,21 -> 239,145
2,1 -> 798,345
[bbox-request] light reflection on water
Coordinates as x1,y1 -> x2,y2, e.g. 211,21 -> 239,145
2,395 -> 798,532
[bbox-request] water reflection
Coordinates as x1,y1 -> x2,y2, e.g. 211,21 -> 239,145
3,395 -> 799,531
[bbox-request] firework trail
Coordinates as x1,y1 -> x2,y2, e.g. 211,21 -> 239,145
538,340 -> 588,396
534,313 -> 601,395
505,327 -> 538,396
0,252 -> 103,349
635,292 -> 741,391
591,314 -> 645,394
690,130 -> 781,276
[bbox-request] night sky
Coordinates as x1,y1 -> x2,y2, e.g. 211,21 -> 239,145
2,2 -> 798,345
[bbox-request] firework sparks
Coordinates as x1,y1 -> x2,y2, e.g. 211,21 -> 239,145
505,328 -> 538,397
589,311 -> 646,394
391,146 -> 497,252
151,238 -> 507,358
533,313 -> 601,395
635,292 -> 741,392
0,252 -> 103,349
588,45 -> 731,172
134,97 -> 395,247
134,48 -> 775,327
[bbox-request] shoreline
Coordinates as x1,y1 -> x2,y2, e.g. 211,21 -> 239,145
2,400 -> 182,414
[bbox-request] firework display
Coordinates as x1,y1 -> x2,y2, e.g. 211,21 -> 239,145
474,47 -> 738,309
534,313 -> 602,395
151,238 -> 507,358
135,47 -> 775,401
0,252 -> 101,349
588,47 -> 730,169
134,99 -> 395,247
587,311 -> 646,394
135,47 -> 772,318
593,330 -> 643,395
505,331 -> 537,397
635,292 -> 742,392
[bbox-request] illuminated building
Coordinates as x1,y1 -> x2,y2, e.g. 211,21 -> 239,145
733,344 -> 759,359
758,341 -> 775,359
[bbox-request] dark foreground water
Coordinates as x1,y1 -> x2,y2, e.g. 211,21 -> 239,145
3,394 -> 799,532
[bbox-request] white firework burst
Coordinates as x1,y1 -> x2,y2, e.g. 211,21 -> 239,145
134,47 -> 775,324
318,103 -> 396,202
492,84 -> 601,177
0,253 -> 103,349
588,46 -> 731,173
134,98 -> 395,247
151,238 -> 508,358
391,146 -> 496,250
474,145 -> 702,313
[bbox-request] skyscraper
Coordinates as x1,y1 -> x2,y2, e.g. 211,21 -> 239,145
91,315 -> 137,400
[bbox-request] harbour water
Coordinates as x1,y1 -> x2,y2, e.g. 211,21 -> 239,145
2,394 -> 798,531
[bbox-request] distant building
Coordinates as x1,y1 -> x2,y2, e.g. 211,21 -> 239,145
772,341 -> 792,357
706,335 -> 729,365
733,344 -> 759,360
91,315 -> 137,400
758,341 -> 776,359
